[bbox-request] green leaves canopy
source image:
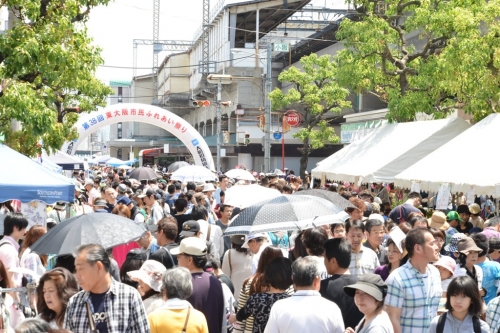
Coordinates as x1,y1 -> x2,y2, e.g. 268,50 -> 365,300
269,54 -> 350,176
335,0 -> 500,122
0,0 -> 113,156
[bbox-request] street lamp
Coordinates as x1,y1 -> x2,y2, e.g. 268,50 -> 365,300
207,74 -> 234,173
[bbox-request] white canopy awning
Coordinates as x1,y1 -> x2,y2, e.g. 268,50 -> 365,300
312,117 -> 470,184
395,114 -> 500,196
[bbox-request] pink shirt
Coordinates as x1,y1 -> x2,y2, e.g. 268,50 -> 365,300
0,236 -> 21,287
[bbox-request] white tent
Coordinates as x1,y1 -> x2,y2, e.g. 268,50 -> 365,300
395,114 -> 500,195
312,117 -> 470,184
43,150 -> 86,170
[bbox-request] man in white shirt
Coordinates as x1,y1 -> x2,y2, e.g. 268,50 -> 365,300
264,256 -> 344,333
191,205 -> 224,258
84,178 -> 100,206
346,220 -> 380,276
0,213 -> 28,287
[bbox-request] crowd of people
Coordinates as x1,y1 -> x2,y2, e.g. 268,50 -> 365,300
1,164 -> 500,333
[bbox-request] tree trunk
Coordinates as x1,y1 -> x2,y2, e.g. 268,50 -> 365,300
300,137 -> 310,179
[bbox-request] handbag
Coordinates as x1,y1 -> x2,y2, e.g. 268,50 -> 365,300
85,302 -> 99,333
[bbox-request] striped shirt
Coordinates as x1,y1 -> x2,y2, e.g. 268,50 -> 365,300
349,247 -> 380,277
385,260 -> 442,333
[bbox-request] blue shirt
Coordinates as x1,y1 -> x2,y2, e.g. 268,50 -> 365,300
477,260 -> 500,304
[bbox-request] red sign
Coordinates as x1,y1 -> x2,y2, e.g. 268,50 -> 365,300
285,111 -> 301,127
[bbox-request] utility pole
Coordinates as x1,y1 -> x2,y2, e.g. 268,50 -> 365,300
264,42 -> 272,173
216,81 -> 222,172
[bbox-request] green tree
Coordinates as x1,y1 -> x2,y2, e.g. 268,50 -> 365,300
0,0 -> 113,156
335,0 -> 500,122
269,54 -> 350,178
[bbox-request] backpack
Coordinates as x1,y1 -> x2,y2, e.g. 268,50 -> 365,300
436,312 -> 481,333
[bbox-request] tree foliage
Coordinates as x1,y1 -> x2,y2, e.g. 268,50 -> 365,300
335,0 -> 500,122
0,0 -> 113,156
269,54 -> 350,177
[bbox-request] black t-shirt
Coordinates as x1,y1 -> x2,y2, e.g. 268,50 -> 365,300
218,273 -> 234,295
150,243 -> 179,268
90,291 -> 108,333
457,221 -> 474,234
174,214 -> 193,242
319,274 -> 364,329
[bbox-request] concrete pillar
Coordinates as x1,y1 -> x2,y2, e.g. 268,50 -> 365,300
238,153 -> 252,170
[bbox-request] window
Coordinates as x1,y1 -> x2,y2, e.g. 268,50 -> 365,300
118,87 -> 123,103
117,148 -> 122,159
117,122 -> 122,139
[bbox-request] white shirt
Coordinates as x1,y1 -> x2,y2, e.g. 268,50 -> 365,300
264,290 -> 344,333
197,219 -> 224,258
0,236 -> 22,287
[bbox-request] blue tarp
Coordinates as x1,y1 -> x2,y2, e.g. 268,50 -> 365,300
0,144 -> 74,203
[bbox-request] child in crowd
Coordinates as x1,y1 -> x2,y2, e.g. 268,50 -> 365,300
429,276 -> 489,333
434,256 -> 456,294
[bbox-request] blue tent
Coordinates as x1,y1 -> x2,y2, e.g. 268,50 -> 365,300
0,144 -> 74,203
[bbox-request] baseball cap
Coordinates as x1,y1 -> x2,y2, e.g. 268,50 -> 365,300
127,260 -> 167,292
179,220 -> 201,237
117,184 -> 127,193
126,248 -> 148,261
137,188 -> 155,199
344,273 -> 388,301
433,256 -> 456,275
117,196 -> 133,206
230,235 -> 245,245
447,211 -> 463,222
170,237 -> 207,256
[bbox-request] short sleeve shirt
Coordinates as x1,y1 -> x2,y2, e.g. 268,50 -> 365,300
349,247 -> 380,276
385,261 -> 442,333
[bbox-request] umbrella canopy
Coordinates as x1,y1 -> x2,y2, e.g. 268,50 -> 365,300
30,213 -> 147,255
224,184 -> 282,208
225,169 -> 256,181
292,189 -> 356,210
116,165 -> 132,170
170,165 -> 217,183
0,144 -> 74,204
394,114 -> 500,195
105,157 -> 126,167
224,195 -> 348,235
167,161 -> 190,172
128,167 -> 157,180
271,169 -> 285,176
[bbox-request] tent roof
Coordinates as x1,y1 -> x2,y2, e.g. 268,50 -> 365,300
312,117 -> 471,184
394,114 -> 500,195
0,144 -> 75,203
44,150 -> 85,170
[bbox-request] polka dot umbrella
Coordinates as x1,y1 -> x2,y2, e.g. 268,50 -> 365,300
224,195 -> 349,236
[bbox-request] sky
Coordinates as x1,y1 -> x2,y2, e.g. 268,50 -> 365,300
86,0 -> 347,83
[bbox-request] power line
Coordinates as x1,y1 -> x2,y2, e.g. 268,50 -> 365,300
99,53 -> 257,70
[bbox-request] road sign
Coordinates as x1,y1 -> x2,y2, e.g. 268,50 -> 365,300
285,111 -> 301,127
273,132 -> 282,140
273,43 -> 289,52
